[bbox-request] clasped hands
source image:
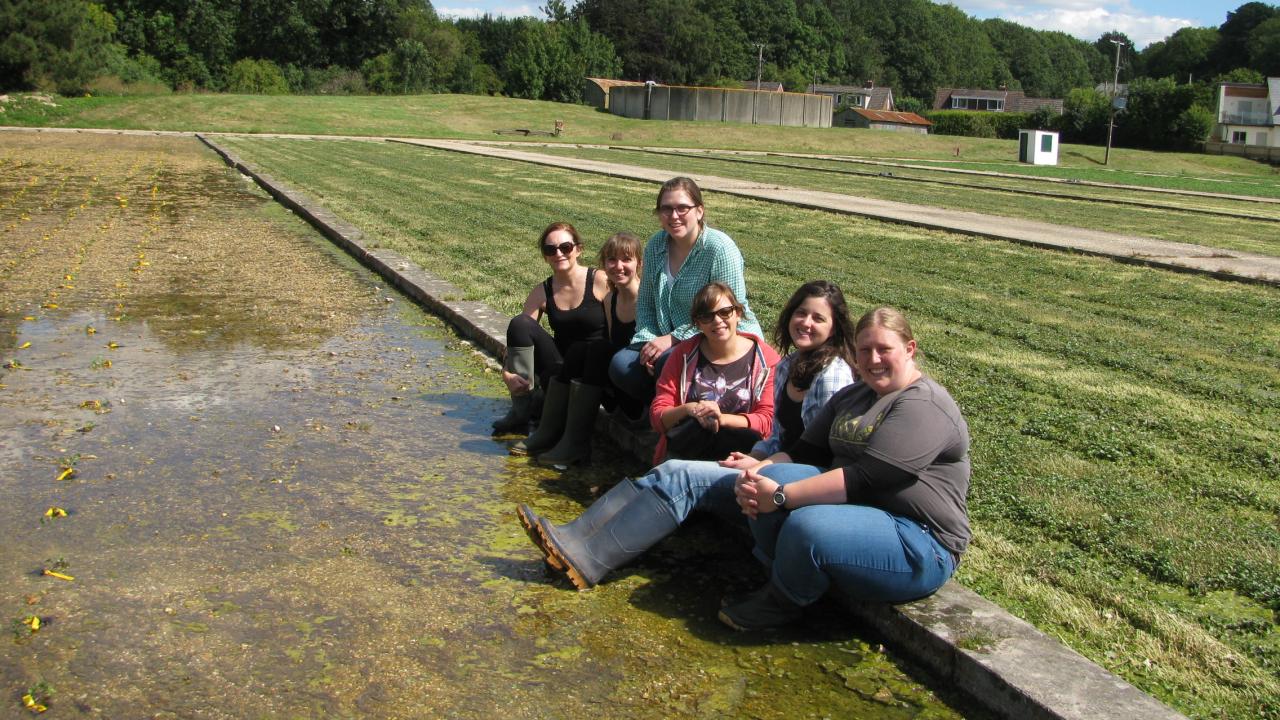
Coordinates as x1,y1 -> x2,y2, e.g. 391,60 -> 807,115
684,399 -> 721,432
723,459 -> 781,520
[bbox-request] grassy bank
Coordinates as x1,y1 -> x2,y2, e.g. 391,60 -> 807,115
4,92 -> 1278,182
216,136 -> 1279,720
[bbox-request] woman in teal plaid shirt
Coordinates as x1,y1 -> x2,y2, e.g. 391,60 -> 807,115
608,177 -> 762,410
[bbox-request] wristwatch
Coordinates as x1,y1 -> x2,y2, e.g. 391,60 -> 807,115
772,487 -> 787,509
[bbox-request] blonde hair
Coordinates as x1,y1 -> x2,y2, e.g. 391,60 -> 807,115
855,307 -> 918,356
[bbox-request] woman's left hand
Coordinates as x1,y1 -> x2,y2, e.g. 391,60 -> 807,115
689,400 -> 721,432
735,467 -> 780,519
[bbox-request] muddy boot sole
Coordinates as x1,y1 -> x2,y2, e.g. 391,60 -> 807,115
516,504 -> 564,570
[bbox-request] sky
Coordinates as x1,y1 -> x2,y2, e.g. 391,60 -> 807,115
433,1 -> 1243,49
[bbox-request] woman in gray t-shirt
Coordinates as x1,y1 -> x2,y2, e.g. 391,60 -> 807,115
721,307 -> 971,631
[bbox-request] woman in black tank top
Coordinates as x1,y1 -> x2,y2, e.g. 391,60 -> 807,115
492,222 -> 608,435
516,232 -> 643,466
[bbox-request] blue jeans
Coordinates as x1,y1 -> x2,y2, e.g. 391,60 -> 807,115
748,464 -> 956,606
608,345 -> 672,404
633,458 -> 745,529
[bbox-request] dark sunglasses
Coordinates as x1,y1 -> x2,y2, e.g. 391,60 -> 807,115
541,241 -> 578,257
694,306 -> 737,324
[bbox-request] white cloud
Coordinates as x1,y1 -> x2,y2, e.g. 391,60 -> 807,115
1002,8 -> 1194,47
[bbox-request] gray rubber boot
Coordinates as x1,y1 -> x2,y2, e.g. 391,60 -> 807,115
511,378 -> 569,455
537,380 -> 604,467
540,485 -> 679,590
516,479 -> 641,570
492,345 -> 536,434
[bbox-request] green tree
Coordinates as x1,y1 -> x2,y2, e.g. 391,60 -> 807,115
362,38 -> 432,94
1059,86 -> 1110,143
1094,31 -> 1137,82
1142,27 -> 1219,82
1211,2 -> 1277,74
1118,76 -> 1214,150
225,57 -> 288,94
0,0 -> 118,93
1247,15 -> 1280,76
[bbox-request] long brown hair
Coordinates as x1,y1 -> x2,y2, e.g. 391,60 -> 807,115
775,280 -> 856,389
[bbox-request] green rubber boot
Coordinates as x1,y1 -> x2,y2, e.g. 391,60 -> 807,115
537,380 -> 603,468
512,378 -> 569,456
492,345 -> 536,434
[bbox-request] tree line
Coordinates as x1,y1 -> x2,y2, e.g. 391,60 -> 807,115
2,0 -> 1277,149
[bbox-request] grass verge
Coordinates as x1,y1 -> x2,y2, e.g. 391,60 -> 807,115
5,92 -> 1279,180
215,136 -> 1280,720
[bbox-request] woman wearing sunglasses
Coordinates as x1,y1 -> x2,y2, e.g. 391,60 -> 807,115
516,280 -> 857,591
492,221 -> 610,434
608,177 -> 762,413
514,231 -> 643,466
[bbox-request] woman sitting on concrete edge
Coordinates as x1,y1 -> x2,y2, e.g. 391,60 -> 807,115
513,231 -> 643,467
492,221 -> 610,434
608,177 -> 762,414
648,281 -> 779,464
721,306 -> 970,630
516,280 -> 860,592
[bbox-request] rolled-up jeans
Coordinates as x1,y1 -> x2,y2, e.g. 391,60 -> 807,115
748,463 -> 956,606
608,344 -> 673,405
632,458 -> 746,529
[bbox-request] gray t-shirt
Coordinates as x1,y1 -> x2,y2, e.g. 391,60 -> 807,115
800,376 -> 972,557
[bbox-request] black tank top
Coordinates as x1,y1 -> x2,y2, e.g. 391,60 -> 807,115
609,292 -> 636,350
775,388 -> 805,453
544,268 -> 606,354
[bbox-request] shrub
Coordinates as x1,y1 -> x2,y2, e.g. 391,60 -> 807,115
225,58 -> 289,95
926,110 -> 1033,139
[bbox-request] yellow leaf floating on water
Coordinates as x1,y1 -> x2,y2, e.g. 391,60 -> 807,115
85,326 -> 96,335
19,342 -> 30,349
4,359 -> 22,370
41,302 -> 57,309
56,467 -> 75,482
21,693 -> 47,713
23,615 -> 40,631
23,316 -> 35,321
45,507 -> 67,519
106,342 -> 119,349
42,569 -> 73,581
64,274 -> 73,281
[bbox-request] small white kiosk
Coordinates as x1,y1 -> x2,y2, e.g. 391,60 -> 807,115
1018,129 -> 1059,165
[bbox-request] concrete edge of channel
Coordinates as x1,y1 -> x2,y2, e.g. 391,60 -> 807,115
196,133 -> 1188,720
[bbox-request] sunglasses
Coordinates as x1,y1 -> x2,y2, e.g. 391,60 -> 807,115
541,241 -> 578,257
657,204 -> 697,217
694,306 -> 737,324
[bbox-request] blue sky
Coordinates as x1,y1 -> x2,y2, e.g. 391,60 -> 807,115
433,1 -> 1242,49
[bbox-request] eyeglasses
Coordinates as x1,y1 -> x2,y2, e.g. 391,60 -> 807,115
694,306 -> 737,324
657,204 -> 697,217
541,241 -> 577,257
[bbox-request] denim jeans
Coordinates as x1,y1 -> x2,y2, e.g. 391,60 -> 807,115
633,458 -> 746,529
748,463 -> 956,606
608,345 -> 673,405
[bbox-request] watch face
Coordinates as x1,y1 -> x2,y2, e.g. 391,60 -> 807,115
773,489 -> 786,508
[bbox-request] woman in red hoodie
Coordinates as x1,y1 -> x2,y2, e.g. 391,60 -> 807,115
648,282 -> 780,465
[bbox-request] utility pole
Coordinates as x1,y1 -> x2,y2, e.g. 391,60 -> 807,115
751,43 -> 766,124
1105,38 -> 1125,166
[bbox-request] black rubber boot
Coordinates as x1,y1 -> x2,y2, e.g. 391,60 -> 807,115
717,581 -> 804,631
492,345 -> 536,434
512,378 -> 569,456
516,479 -> 641,571
540,485 -> 678,590
537,380 -> 603,468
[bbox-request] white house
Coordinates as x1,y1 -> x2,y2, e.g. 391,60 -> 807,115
1214,78 -> 1278,147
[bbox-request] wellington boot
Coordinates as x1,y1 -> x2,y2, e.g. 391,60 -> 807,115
537,381 -> 604,468
517,479 -> 640,571
512,378 -> 569,456
539,485 -> 678,590
492,345 -> 536,434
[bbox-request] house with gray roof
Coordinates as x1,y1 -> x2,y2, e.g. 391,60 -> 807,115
933,87 -> 1063,114
806,82 -> 894,111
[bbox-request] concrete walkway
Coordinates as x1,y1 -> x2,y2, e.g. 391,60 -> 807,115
394,138 -> 1280,287
198,134 -> 1188,720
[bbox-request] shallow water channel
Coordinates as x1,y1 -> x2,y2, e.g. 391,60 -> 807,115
0,133 -> 976,718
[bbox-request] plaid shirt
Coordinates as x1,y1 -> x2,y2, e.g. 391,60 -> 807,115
630,225 -> 762,346
751,355 -> 856,458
